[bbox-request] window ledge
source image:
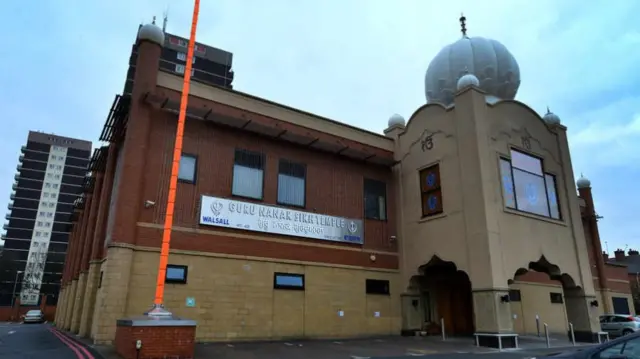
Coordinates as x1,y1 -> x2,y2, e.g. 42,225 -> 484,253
418,212 -> 447,223
503,208 -> 566,226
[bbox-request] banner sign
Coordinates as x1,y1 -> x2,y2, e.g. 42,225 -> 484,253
199,195 -> 364,244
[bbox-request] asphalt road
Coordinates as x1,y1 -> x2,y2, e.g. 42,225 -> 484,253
0,322 -> 96,359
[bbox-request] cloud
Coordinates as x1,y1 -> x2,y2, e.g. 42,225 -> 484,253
0,0 -> 638,251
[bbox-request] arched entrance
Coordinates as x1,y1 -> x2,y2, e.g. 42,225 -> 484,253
508,255 -> 587,336
409,255 -> 475,335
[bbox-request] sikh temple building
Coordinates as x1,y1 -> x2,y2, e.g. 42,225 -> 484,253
54,18 -> 635,346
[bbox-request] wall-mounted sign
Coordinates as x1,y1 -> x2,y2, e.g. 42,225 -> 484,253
199,195 -> 364,244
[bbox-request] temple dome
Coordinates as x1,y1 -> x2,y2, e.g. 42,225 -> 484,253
425,21 -> 520,106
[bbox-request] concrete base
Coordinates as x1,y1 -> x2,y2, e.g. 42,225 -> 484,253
114,308 -> 197,359
474,333 -> 519,349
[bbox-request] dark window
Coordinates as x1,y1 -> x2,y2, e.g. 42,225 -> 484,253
366,279 -> 390,295
177,154 -> 197,183
273,273 -> 304,290
499,150 -> 561,220
419,164 -> 443,217
364,179 -> 387,220
14,188 -> 41,201
508,289 -> 522,302
612,297 -> 631,315
63,166 -> 87,177
20,169 -> 45,181
165,264 -> 188,284
277,159 -> 306,207
550,292 -> 563,304
232,149 -> 265,200
65,157 -> 89,168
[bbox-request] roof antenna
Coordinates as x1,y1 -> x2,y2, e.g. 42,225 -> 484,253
163,7 -> 169,32
459,13 -> 467,37
152,16 -> 157,25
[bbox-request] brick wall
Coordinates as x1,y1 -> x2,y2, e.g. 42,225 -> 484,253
115,324 -> 196,359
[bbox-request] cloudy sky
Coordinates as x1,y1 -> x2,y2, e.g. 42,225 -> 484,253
0,0 -> 638,254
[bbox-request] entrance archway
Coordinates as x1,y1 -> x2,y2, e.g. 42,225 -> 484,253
410,255 -> 475,335
508,255 -> 586,336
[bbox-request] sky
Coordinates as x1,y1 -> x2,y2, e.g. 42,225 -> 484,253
0,0 -> 638,254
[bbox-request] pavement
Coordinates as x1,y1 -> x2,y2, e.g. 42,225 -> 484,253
7,323 -> 596,359
0,322 -> 98,359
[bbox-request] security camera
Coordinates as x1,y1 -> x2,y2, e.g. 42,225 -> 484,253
144,200 -> 156,208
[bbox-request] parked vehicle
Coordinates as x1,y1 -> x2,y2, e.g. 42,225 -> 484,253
600,315 -> 640,337
22,310 -> 45,324
537,331 -> 640,358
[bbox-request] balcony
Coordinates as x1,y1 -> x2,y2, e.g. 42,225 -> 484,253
2,222 -> 8,231
4,213 -> 10,220
16,163 -> 22,171
9,193 -> 15,200
11,183 -> 17,191
14,173 -> 19,181
7,201 -> 13,209
21,146 -> 26,153
18,154 -> 24,162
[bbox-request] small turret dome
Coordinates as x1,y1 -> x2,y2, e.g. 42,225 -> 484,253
137,22 -> 165,47
457,73 -> 480,91
543,108 -> 561,125
388,114 -> 406,127
577,175 -> 591,189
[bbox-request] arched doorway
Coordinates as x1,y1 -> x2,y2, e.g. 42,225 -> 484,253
410,255 -> 475,335
508,255 -> 587,337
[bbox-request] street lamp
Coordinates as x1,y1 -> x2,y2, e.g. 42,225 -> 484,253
11,270 -> 23,307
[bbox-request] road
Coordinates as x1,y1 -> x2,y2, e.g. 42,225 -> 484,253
0,323 -> 97,359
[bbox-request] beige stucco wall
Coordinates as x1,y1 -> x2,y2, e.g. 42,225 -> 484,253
92,246 -> 401,342
392,89 -> 595,294
509,281 -> 569,334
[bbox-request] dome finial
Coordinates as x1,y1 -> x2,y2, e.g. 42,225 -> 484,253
459,13 -> 468,37
152,15 -> 157,25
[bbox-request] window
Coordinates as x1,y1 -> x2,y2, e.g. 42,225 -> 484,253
499,149 -> 561,219
277,159 -> 306,207
175,64 -> 195,76
273,273 -> 305,290
55,174 -> 60,179
165,264 -> 188,284
612,297 -> 631,315
37,221 -> 43,227
49,164 -> 55,169
509,289 -> 522,302
43,193 -> 49,198
550,292 -> 563,304
594,336 -> 640,359
56,165 -> 62,170
176,52 -> 195,63
48,203 -> 54,208
366,279 -> 390,295
47,213 -> 53,218
53,184 -> 58,189
177,154 -> 197,183
35,232 -> 41,237
364,179 -> 387,220
45,183 -> 51,188
39,212 -> 45,217
232,149 -> 265,200
51,193 -> 57,199
419,164 -> 443,217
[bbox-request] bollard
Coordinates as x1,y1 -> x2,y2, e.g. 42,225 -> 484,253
569,323 -> 576,346
441,318 -> 446,341
536,315 -> 541,337
544,323 -> 550,348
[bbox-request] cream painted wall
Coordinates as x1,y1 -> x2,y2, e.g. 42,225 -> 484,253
509,281 -> 568,334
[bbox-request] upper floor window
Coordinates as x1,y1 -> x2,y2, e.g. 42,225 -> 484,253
419,164 -> 443,217
277,159 -> 306,207
500,149 -> 560,219
364,179 -> 387,220
232,149 -> 265,200
177,154 -> 197,183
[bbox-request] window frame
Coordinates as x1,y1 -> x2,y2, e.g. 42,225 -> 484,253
164,264 -> 189,284
363,178 -> 387,221
419,163 -> 443,218
273,272 -> 305,291
276,159 -> 307,208
549,292 -> 563,304
177,153 -> 198,184
499,149 -> 562,220
231,149 -> 266,201
365,279 -> 391,296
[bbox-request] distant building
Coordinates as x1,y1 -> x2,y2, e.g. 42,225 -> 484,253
607,249 -> 640,313
0,132 -> 91,307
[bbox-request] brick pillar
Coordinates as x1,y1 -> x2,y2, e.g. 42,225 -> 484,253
82,146 -> 118,338
71,194 -> 94,332
73,174 -> 104,336
60,222 -> 80,329
66,197 -> 91,330
578,182 -> 611,314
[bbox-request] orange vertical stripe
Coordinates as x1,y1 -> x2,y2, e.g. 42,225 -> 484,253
154,0 -> 201,305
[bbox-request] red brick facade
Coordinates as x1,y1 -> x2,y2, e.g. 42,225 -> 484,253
115,324 -> 196,359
